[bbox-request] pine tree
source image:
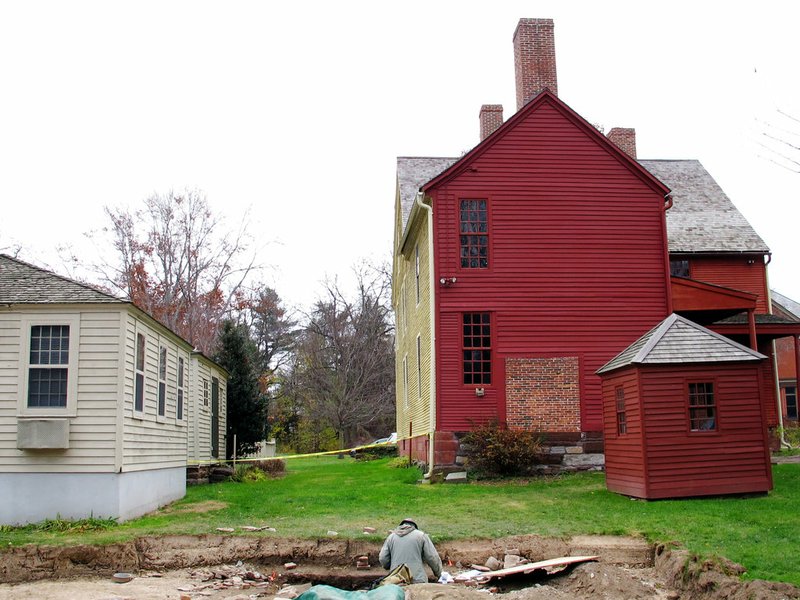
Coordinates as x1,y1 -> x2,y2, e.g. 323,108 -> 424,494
214,320 -> 267,458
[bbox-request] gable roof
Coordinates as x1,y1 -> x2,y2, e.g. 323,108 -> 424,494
397,157 -> 458,231
640,160 -> 769,254
0,254 -> 123,304
597,313 -> 766,374
772,290 -> 800,320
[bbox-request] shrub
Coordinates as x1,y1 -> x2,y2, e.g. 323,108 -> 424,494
387,455 -> 414,469
351,445 -> 398,461
461,420 -> 542,477
231,459 -> 286,482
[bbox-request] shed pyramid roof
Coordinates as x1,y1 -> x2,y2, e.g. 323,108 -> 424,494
597,313 -> 766,374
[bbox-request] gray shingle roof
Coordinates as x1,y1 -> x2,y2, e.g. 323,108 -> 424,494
396,157 -> 768,255
597,313 -> 766,374
0,254 -> 123,304
772,290 -> 800,320
640,160 -> 769,254
397,157 -> 457,230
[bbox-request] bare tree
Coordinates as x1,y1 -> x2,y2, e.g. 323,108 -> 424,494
238,284 -> 297,377
97,189 -> 257,354
759,109 -> 800,173
288,263 -> 395,448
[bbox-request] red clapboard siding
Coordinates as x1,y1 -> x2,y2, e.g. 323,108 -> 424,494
432,97 -> 670,433
690,256 -> 769,313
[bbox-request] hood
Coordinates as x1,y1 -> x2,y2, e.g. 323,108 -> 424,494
393,523 -> 416,537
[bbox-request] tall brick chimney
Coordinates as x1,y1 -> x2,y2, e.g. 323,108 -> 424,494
479,104 -> 504,140
513,18 -> 558,110
607,127 -> 637,159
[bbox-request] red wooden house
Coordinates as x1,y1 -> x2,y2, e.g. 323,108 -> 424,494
392,18 -> 800,486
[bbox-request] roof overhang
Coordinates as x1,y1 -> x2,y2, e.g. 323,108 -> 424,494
671,277 -> 757,312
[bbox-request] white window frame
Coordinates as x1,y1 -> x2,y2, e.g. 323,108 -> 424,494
416,334 -> 422,399
176,355 -> 185,423
134,331 -> 146,417
415,243 -> 421,305
157,345 -> 167,419
18,314 -> 80,418
402,354 -> 409,411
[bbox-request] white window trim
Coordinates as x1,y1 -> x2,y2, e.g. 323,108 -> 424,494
157,344 -> 168,421
415,243 -> 421,306
176,354 -> 186,425
18,314 -> 80,418
416,334 -> 422,399
402,354 -> 409,411
133,330 -> 147,418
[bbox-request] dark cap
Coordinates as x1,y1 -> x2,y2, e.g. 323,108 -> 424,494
399,518 -> 418,529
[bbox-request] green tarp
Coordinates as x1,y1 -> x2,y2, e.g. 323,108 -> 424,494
296,584 -> 405,600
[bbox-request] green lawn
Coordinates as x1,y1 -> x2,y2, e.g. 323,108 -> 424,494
2,457 -> 798,586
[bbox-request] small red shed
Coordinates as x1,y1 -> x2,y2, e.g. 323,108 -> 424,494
597,314 -> 773,499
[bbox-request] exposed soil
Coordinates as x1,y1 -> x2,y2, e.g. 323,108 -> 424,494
0,535 -> 798,599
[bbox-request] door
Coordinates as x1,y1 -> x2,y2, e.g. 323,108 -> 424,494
211,377 -> 220,458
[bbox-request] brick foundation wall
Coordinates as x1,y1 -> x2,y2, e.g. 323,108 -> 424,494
505,356 -> 581,432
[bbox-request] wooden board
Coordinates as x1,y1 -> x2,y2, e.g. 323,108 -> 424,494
479,555 -> 599,580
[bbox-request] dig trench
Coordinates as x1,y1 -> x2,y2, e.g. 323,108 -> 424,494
1,534 -> 798,599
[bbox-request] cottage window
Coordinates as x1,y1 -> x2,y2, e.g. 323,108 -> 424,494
415,244 -> 421,304
615,386 -> 627,435
402,355 -> 409,410
27,325 -> 70,408
203,378 -> 209,407
416,334 -> 422,398
786,386 -> 797,420
688,382 -> 716,431
134,333 -> 146,413
463,312 -> 491,385
177,357 -> 185,421
158,346 -> 167,417
670,259 -> 690,278
459,199 -> 488,269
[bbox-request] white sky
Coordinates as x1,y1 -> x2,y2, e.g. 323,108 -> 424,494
1,1 -> 799,310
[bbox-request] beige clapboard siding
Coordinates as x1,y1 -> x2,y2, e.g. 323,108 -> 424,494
393,209 -> 433,439
0,307 -> 122,471
121,312 -> 188,471
189,356 -> 214,462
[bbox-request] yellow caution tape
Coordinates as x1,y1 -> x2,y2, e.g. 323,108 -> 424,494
187,440 -> 402,466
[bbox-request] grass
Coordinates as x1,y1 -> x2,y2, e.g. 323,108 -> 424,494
1,457 -> 798,586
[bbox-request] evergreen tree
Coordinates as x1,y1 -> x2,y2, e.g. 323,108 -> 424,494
214,319 -> 267,458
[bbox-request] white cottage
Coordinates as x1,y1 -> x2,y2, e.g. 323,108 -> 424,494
0,254 -> 227,524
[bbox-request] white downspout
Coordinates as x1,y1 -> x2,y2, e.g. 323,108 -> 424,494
415,191 -> 437,477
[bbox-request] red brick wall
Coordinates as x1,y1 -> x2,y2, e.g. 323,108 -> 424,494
479,104 -> 504,141
514,18 -> 558,109
505,357 -> 581,432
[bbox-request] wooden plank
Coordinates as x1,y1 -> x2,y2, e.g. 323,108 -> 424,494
478,555 -> 599,580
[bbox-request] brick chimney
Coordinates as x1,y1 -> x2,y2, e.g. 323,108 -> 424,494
607,127 -> 637,159
479,104 -> 504,141
513,18 -> 558,110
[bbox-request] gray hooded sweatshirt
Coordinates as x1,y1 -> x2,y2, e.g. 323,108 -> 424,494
378,523 -> 443,584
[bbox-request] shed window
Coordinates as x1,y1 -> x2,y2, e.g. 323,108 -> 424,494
134,333 -> 145,412
463,312 -> 491,385
786,386 -> 797,420
615,386 -> 627,435
203,378 -> 209,406
27,325 -> 70,408
177,357 -> 185,420
415,244 -> 421,304
689,382 -> 716,431
158,346 -> 167,417
460,199 -> 488,268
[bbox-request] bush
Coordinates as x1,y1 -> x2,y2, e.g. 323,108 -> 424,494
231,458 -> 286,482
387,455 -> 414,469
461,420 -> 542,477
351,444 -> 398,461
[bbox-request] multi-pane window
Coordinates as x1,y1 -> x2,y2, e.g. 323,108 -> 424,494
670,259 -> 690,278
463,312 -> 491,385
689,382 -> 716,431
416,335 -> 422,398
615,386 -> 627,435
415,244 -> 421,304
134,333 -> 145,412
177,357 -> 185,421
158,347 -> 167,417
459,199 -> 488,269
27,325 -> 70,408
402,356 -> 409,410
203,378 -> 209,406
786,386 -> 798,420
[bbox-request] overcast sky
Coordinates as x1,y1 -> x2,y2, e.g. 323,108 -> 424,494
1,1 -> 798,310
